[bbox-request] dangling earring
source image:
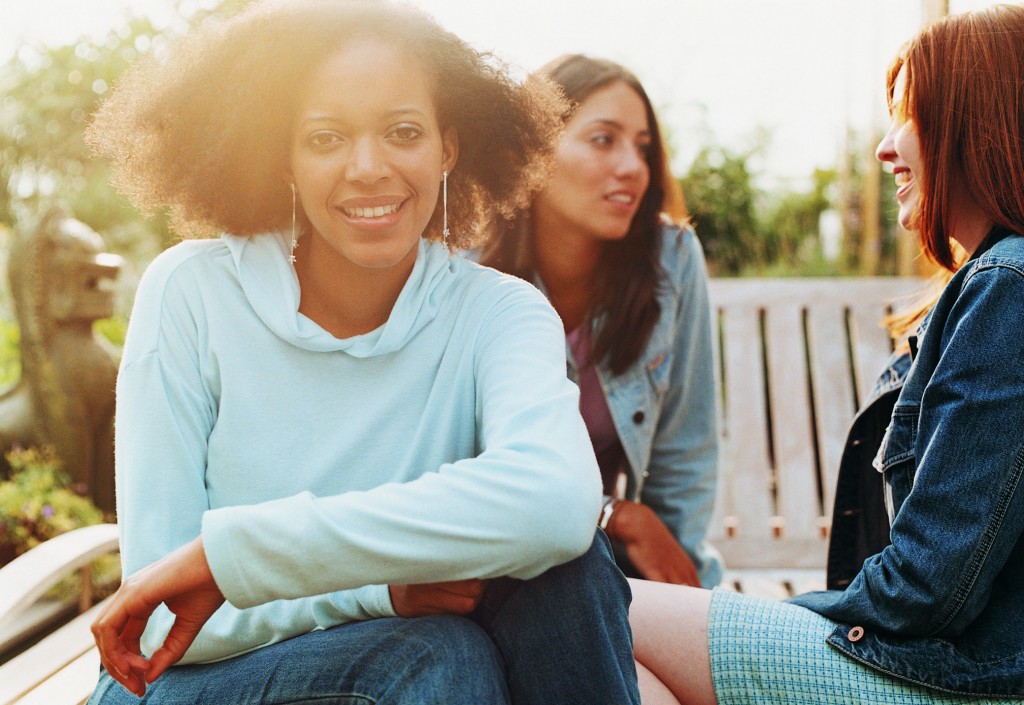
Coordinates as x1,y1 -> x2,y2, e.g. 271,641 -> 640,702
290,182 -> 299,264
442,170 -> 451,249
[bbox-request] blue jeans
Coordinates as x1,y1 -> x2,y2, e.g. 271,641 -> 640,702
90,532 -> 638,704
472,530 -> 639,704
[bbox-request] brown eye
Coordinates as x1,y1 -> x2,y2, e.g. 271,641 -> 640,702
390,125 -> 423,141
308,131 -> 342,147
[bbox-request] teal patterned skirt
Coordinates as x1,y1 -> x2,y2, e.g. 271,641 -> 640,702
708,589 -> 1019,704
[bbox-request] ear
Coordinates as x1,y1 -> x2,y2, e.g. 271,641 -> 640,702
441,126 -> 459,174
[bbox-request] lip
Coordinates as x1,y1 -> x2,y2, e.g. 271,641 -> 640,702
604,190 -> 640,212
336,197 -> 407,226
892,168 -> 914,201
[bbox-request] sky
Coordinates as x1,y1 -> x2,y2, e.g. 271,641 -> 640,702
0,0 -> 1008,190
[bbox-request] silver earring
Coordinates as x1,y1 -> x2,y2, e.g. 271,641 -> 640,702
290,183 -> 298,264
442,170 -> 451,249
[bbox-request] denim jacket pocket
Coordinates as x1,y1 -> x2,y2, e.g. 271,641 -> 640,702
872,404 -> 919,520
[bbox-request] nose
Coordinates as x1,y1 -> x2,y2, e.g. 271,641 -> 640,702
616,144 -> 647,178
875,123 -> 897,165
346,136 -> 389,184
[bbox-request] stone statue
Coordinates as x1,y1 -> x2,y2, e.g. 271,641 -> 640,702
0,209 -> 123,513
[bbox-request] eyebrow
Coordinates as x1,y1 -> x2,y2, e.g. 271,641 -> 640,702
300,107 -> 432,125
584,118 -> 651,137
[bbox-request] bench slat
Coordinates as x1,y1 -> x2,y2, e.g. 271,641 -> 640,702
805,302 -> 857,518
712,305 -> 774,548
765,303 -> 820,546
0,597 -> 109,705
11,648 -> 99,705
850,305 -> 898,405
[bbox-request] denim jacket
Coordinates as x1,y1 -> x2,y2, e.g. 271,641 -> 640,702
791,229 -> 1024,697
825,351 -> 909,590
562,225 -> 722,587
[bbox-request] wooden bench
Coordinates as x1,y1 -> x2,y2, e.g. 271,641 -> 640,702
0,523 -> 119,705
707,277 -> 923,598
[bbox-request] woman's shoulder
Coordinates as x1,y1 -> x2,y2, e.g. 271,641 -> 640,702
450,256 -> 559,325
656,221 -> 710,293
140,237 -> 231,286
976,230 -> 1024,267
456,255 -> 549,303
956,231 -> 1024,295
131,237 -> 237,318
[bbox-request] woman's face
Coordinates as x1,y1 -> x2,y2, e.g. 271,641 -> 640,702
876,67 -> 923,231
289,38 -> 457,272
534,81 -> 651,244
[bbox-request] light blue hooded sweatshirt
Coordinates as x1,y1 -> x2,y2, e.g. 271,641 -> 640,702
115,232 -> 601,664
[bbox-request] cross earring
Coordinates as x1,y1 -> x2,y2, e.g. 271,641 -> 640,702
442,170 -> 450,249
290,183 -> 298,264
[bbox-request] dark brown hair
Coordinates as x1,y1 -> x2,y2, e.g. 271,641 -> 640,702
888,3 -> 1024,270
86,0 -> 563,248
481,54 -> 689,374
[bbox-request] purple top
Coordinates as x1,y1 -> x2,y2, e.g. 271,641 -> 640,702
567,326 -> 626,496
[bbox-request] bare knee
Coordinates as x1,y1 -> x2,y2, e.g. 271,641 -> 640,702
628,579 -> 717,705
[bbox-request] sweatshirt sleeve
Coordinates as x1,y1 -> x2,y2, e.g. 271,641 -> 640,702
117,251 -> 398,665
203,279 -> 602,609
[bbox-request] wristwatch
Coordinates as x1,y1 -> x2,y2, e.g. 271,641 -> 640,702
598,498 -> 621,532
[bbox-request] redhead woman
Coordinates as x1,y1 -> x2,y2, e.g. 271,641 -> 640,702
83,1 -> 640,703
482,55 -> 720,589
629,5 -> 1024,703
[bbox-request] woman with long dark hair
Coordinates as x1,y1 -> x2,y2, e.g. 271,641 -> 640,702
482,54 -> 720,588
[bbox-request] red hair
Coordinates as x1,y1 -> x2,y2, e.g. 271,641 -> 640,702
888,4 -> 1024,269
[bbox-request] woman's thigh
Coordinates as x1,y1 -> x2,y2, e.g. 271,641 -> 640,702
88,615 -> 509,705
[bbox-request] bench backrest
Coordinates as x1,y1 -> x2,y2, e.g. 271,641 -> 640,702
706,277 -> 923,570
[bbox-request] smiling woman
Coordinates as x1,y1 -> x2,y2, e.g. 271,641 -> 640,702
627,5 -> 1024,704
80,1 -> 642,704
288,37 -> 459,337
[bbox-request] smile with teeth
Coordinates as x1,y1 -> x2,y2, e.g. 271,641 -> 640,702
607,193 -> 634,204
894,171 -> 912,187
343,203 -> 401,219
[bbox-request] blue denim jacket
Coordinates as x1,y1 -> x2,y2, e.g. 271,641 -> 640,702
562,225 -> 722,587
791,230 -> 1024,697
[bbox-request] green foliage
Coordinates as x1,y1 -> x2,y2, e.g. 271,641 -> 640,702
94,315 -> 128,348
834,129 -> 902,275
681,129 -> 898,277
0,446 -> 104,558
0,318 -> 19,390
682,144 -> 762,276
0,19 -> 169,254
756,167 -> 839,274
0,0 -> 256,317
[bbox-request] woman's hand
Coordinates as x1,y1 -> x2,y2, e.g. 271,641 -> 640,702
91,536 -> 225,696
607,501 -> 701,586
389,579 -> 490,617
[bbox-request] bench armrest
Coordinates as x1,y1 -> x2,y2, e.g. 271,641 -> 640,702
0,524 -> 120,634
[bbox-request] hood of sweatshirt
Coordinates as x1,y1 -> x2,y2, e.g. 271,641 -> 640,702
225,232 -> 456,357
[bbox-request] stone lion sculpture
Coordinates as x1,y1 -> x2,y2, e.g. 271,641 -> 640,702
0,209 -> 123,513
